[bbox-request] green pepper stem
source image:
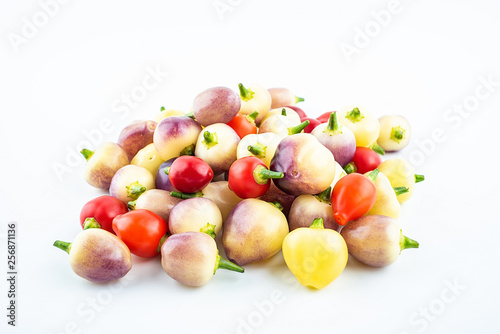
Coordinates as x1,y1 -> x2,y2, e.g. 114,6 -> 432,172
215,254 -> 245,273
238,83 -> 254,102
326,112 -> 340,132
200,223 -> 217,239
370,143 -> 385,155
170,191 -> 204,199
53,240 -> 72,254
288,120 -> 310,135
415,174 -> 425,183
343,162 -> 357,174
180,144 -> 195,156
202,131 -> 218,149
393,186 -> 409,196
80,148 -> 94,161
83,217 -> 101,230
127,200 -> 137,210
366,168 -> 380,182
164,167 -> 170,175
314,186 -> 331,203
309,218 -> 325,229
345,107 -> 364,123
253,165 -> 284,185
295,96 -> 305,103
399,230 -> 419,252
126,181 -> 146,200
246,111 -> 259,123
281,108 -> 287,116
268,201 -> 284,211
157,234 -> 169,253
160,106 -> 166,111
390,126 -> 406,143
247,142 -> 267,158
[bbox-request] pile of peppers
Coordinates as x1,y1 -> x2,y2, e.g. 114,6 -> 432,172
54,83 -> 423,290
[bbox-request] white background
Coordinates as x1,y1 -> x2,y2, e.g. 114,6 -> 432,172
1,0 -> 500,333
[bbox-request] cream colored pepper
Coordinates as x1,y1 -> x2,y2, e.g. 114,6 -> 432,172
131,143 -> 164,180
237,83 -> 272,124
236,132 -> 281,167
337,106 -> 380,148
377,158 -> 424,204
377,115 -> 411,152
364,171 -> 402,218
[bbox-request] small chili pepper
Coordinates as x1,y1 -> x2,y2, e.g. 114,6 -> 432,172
227,111 -> 258,139
161,231 -> 244,287
228,156 -> 284,199
53,218 -> 132,283
316,111 -> 334,123
377,158 -> 424,204
343,146 -> 382,174
112,209 -> 168,258
301,117 -> 322,133
79,195 -> 128,234
364,171 -> 403,219
331,169 -> 378,226
282,217 -> 348,289
166,155 -> 214,194
236,132 -> 282,167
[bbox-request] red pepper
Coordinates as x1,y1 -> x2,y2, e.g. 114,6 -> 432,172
79,195 -> 128,234
331,170 -> 378,226
228,156 -> 284,198
316,111 -> 335,123
301,117 -> 322,133
344,146 -> 382,174
285,105 -> 307,119
226,112 -> 258,139
112,209 -> 168,258
166,156 -> 213,193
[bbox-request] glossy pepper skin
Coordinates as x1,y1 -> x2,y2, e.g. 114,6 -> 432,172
344,146 -> 382,174
316,111 -> 334,123
79,195 -> 128,234
53,218 -> 132,283
167,156 -> 214,194
270,133 -> 336,196
236,132 -> 281,167
377,158 -> 424,204
282,218 -> 348,289
341,215 -> 419,267
331,170 -> 378,226
228,156 -> 284,199
337,106 -> 380,148
112,209 -> 168,258
365,171 -> 402,219
227,112 -> 258,139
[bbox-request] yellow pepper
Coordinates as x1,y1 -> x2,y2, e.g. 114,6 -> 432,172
364,171 -> 402,218
153,107 -> 185,123
282,218 -> 348,289
131,143 -> 164,179
377,158 -> 425,204
337,106 -> 380,148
